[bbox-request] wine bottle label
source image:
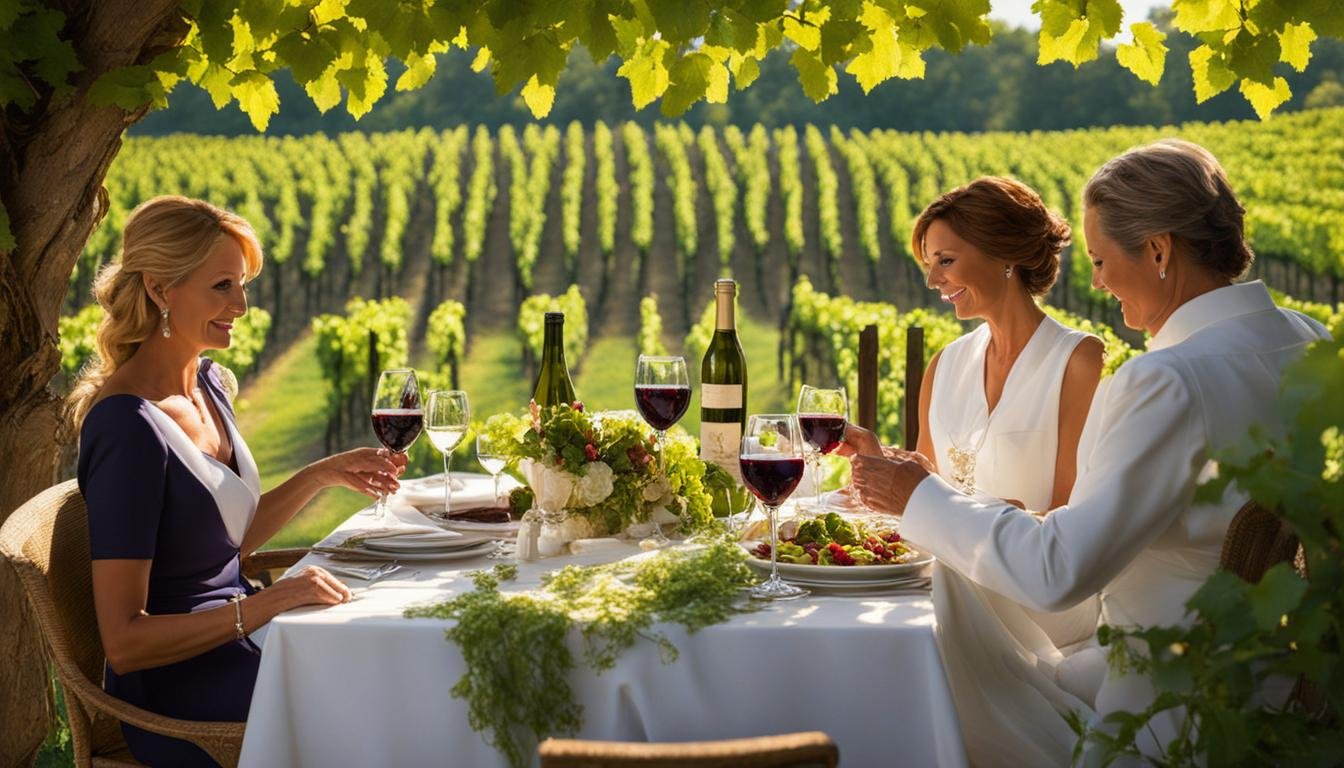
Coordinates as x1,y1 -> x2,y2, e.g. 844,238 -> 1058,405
700,383 -> 743,409
699,421 -> 743,483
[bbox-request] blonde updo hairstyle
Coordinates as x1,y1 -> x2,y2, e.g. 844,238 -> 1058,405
1083,138 -> 1253,279
911,176 -> 1071,297
66,195 -> 263,431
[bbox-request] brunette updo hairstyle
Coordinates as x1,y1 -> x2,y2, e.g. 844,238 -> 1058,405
1083,138 -> 1253,279
911,176 -> 1071,297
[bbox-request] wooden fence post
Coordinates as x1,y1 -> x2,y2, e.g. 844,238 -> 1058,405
857,324 -> 878,432
904,326 -> 924,451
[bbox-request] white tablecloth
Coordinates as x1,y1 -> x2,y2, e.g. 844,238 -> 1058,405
239,505 -> 968,767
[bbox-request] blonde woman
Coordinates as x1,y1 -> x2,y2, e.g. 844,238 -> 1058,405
68,196 -> 405,766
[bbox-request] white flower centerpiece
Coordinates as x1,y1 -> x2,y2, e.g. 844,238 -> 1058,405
481,401 -> 731,554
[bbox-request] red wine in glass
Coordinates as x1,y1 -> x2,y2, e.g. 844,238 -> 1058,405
371,408 -> 424,453
740,455 -> 805,506
798,413 -> 846,455
634,384 -> 692,431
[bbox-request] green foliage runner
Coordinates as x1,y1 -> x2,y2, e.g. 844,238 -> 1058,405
403,540 -> 759,768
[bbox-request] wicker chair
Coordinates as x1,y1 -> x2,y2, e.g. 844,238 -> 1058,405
1218,499 -> 1332,722
0,479 -> 306,767
537,731 -> 839,768
1218,499 -> 1302,582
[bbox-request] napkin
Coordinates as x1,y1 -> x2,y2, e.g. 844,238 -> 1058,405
394,472 -> 521,514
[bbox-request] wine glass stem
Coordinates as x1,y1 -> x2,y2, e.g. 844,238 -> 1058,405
656,429 -> 667,474
812,456 -> 822,506
492,472 -> 500,500
443,452 -> 452,516
767,503 -> 781,583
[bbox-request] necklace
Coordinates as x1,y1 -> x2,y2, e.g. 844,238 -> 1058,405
946,429 -> 990,495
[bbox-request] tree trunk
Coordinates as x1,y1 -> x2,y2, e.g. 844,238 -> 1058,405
0,2 -> 186,763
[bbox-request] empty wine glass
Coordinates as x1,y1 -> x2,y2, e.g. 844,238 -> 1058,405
369,369 -> 423,527
797,384 -> 849,510
741,413 -> 808,600
476,433 -> 507,502
634,354 -> 691,545
426,390 -> 470,518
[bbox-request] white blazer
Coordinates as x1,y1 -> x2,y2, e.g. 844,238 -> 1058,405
901,280 -> 1329,756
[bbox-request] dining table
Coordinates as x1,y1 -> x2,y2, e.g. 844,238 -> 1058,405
238,478 -> 969,767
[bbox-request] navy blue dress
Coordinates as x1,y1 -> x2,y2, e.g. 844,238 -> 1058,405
78,359 -> 263,767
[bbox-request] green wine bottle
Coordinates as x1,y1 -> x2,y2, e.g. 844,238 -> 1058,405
699,279 -> 746,481
532,312 -> 577,408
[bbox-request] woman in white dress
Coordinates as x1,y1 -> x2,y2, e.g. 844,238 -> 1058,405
847,139 -> 1330,765
842,176 -> 1105,766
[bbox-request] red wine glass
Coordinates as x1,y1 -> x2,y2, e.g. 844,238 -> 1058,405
369,369 -> 423,526
741,413 -> 808,600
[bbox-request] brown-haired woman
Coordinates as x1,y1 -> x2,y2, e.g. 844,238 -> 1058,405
845,175 -> 1104,512
839,176 -> 1105,766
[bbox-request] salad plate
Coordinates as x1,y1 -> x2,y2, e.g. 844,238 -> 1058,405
742,549 -> 933,581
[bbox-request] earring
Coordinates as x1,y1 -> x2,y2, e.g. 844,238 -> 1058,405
1004,265 -> 1013,279
1159,268 -> 1166,280
161,307 -> 171,338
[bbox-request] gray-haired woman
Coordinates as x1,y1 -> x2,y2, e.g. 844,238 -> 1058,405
844,139 -> 1330,765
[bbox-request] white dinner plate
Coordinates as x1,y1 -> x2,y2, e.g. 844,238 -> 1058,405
316,540 -> 496,562
741,543 -> 934,582
358,532 -> 495,553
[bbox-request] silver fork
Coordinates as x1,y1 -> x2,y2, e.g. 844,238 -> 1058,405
326,561 -> 402,582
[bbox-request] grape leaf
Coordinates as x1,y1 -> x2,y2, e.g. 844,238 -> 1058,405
0,1 -> 20,31
729,52 -> 760,89
705,57 -> 729,102
1248,563 -> 1308,631
1189,44 -> 1236,102
231,69 -> 280,130
1278,21 -> 1316,71
616,38 -> 671,109
906,0 -> 992,52
396,51 -> 437,91
88,65 -> 163,111
520,73 -> 556,117
1239,75 -> 1291,119
272,30 -> 339,84
646,0 -> 713,45
783,12 -> 822,52
304,68 -> 342,112
790,47 -> 837,102
1036,0 -> 1123,66
1116,21 -> 1167,85
337,53 -> 388,119
1171,0 -> 1242,35
846,4 -> 900,92
661,51 -> 712,116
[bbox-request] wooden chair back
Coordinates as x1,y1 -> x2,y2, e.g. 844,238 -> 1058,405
904,326 -> 925,450
538,731 -> 839,767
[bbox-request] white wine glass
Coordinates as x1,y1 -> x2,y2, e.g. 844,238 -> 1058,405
796,384 -> 849,510
741,413 -> 808,600
476,433 -> 507,502
426,390 -> 470,518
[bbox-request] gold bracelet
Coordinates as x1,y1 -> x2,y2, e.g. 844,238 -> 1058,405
230,593 -> 246,641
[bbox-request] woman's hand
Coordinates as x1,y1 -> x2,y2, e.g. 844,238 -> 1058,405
835,423 -> 884,458
264,565 -> 353,612
308,447 -> 407,499
849,453 -> 932,517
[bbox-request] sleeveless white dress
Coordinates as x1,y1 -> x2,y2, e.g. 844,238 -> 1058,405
927,316 -> 1101,767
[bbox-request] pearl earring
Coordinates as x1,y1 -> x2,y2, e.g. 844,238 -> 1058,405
161,307 -> 171,338
1004,265 -> 1013,279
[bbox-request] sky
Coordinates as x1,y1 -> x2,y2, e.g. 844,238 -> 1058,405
988,0 -> 1169,38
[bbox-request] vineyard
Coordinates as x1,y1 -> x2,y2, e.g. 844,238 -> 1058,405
56,110 -> 1344,538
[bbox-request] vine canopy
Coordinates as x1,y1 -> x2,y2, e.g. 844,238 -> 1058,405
1,0 -> 1342,250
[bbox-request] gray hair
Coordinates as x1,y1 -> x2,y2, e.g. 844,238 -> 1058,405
1083,138 -> 1253,280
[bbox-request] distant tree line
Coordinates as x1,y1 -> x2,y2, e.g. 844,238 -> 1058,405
137,15 -> 1344,137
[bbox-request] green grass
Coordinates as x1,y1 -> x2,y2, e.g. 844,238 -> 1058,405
234,313 -> 792,548
235,331 -> 368,549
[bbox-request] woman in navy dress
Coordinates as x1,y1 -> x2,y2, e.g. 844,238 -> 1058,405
67,196 -> 406,766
